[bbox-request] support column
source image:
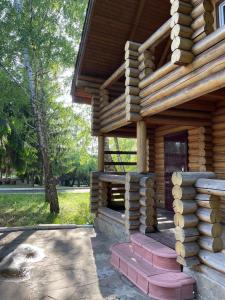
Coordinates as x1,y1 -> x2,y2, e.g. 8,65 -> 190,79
98,135 -> 105,172
137,120 -> 147,173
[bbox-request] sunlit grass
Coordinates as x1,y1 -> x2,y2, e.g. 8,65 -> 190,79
0,192 -> 93,227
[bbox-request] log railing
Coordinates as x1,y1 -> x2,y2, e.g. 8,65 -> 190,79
139,26 -> 225,117
99,63 -> 128,133
172,171 -> 225,274
103,150 -> 137,170
90,172 -> 156,237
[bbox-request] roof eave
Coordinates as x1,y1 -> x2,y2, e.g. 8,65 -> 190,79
71,0 -> 95,103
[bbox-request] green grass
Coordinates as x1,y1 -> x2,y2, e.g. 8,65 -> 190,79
0,192 -> 94,227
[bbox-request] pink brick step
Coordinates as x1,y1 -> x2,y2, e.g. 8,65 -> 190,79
131,233 -> 180,271
110,234 -> 195,300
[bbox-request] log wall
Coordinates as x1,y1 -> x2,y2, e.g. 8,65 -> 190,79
213,100 -> 225,219
188,126 -> 213,172
154,129 -> 165,207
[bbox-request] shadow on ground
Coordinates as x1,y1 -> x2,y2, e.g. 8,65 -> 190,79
0,228 -> 151,300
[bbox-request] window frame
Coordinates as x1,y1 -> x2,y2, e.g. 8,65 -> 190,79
217,0 -> 225,28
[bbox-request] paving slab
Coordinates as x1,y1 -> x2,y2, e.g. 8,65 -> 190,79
0,228 -> 151,300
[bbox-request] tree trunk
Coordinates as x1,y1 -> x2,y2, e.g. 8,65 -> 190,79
14,0 -> 59,213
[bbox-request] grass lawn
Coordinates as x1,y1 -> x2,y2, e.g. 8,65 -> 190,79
0,192 -> 94,227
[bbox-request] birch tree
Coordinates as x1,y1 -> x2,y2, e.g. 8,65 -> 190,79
0,0 -> 87,213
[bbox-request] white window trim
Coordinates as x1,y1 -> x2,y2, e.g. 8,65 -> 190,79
218,1 -> 225,27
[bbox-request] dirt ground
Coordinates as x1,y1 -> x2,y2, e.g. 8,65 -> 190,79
0,228 -> 151,300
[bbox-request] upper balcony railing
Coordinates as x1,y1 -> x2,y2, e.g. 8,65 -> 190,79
92,0 -> 225,134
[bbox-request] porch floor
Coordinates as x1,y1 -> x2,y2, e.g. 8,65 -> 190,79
152,209 -> 225,251
0,228 -> 151,300
149,208 -> 176,250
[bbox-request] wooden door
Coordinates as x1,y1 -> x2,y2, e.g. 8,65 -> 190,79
164,132 -> 188,211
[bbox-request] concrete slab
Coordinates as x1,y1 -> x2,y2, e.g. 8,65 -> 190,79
0,228 -> 151,300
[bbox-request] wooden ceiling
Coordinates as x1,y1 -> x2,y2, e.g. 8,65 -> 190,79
72,0 -> 170,103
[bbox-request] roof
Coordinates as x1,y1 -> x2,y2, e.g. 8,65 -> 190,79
71,0 -> 171,104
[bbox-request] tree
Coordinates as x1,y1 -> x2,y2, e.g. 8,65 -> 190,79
0,0 -> 88,212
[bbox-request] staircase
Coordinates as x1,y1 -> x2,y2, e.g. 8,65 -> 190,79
110,233 -> 195,300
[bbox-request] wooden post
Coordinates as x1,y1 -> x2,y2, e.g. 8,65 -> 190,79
137,120 -> 147,173
90,172 -> 100,215
124,41 -> 141,122
125,172 -> 141,235
173,171 -> 200,267
98,135 -> 105,172
139,174 -> 157,234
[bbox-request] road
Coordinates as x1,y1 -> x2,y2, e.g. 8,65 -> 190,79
0,187 -> 90,194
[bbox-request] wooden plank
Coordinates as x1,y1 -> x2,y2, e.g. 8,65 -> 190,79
99,173 -> 126,184
104,150 -> 137,155
98,207 -> 125,225
104,162 -> 136,166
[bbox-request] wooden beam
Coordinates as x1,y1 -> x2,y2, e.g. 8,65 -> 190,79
99,173 -> 126,184
98,136 -> 105,172
104,162 -> 136,166
137,120 -> 147,173
100,63 -> 125,90
159,108 -> 211,119
139,18 -> 171,53
104,151 -> 137,155
145,116 -> 211,126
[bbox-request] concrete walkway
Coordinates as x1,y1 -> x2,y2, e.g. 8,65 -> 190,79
0,228 -> 151,300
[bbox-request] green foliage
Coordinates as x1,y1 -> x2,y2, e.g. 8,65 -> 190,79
0,0 -> 96,185
109,137 -> 137,172
0,192 -> 93,226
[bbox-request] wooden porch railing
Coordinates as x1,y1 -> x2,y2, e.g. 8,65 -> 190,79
103,150 -> 137,170
172,172 -> 225,274
90,172 -> 156,236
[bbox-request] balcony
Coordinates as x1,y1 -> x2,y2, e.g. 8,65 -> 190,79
91,13 -> 225,134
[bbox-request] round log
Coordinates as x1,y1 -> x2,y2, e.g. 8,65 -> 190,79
172,185 -> 196,200
198,236 -> 223,252
171,24 -> 193,39
173,199 -> 198,214
196,208 -> 221,223
176,241 -> 200,258
171,36 -> 193,52
175,226 -> 199,242
171,172 -> 216,186
171,49 -> 194,65
198,222 -> 223,237
174,213 -> 199,228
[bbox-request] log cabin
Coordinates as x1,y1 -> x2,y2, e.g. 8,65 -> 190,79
71,0 -> 225,299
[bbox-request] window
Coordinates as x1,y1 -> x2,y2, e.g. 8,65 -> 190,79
218,1 -> 225,27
